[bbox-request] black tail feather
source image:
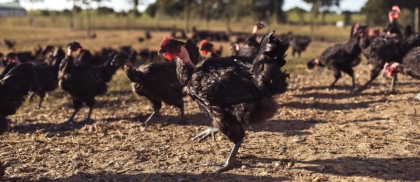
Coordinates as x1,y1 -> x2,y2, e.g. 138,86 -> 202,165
251,30 -> 290,96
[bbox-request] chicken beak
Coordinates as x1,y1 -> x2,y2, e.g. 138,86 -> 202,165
158,48 -> 166,55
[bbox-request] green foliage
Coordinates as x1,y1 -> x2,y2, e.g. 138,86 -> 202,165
286,7 -> 308,13
361,0 -> 420,26
360,0 -> 388,26
145,1 -> 157,17
97,6 -> 115,15
40,10 -> 50,16
142,0 -> 285,23
399,8 -> 413,26
303,0 -> 342,12
342,10 -> 351,25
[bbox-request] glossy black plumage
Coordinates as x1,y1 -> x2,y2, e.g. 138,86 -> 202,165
289,35 -> 311,57
58,49 -> 119,122
111,54 -> 186,128
30,47 -> 66,108
392,47 -> 420,79
357,33 -> 420,92
0,63 -> 36,134
307,24 -> 367,89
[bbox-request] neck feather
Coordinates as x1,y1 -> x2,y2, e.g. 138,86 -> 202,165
177,46 -> 196,68
252,25 -> 258,34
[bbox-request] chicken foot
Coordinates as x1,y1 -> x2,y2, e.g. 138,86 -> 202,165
191,127 -> 219,142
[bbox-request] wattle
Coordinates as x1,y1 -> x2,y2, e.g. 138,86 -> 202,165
164,53 -> 174,61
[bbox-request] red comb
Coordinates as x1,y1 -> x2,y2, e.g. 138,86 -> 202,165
160,36 -> 171,47
200,39 -> 208,49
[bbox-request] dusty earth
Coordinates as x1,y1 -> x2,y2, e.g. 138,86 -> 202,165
0,26 -> 419,182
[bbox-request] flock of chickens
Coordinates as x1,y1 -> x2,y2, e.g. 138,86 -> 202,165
308,6 -> 420,94
1,5 -> 420,175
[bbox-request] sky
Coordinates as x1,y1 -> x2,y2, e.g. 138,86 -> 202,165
0,0 -> 368,13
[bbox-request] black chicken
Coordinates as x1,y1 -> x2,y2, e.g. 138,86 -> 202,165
200,40 -> 254,68
383,47 -> 420,99
5,48 -> 65,109
356,33 -> 420,92
33,46 -> 66,108
383,6 -> 402,38
159,30 -> 289,173
307,24 -> 368,90
199,40 -> 223,57
59,41 -> 119,123
145,31 -> 152,40
3,39 -> 16,50
360,28 -> 380,61
0,63 -> 37,134
289,35 -> 311,57
232,22 -> 265,57
111,54 -> 186,129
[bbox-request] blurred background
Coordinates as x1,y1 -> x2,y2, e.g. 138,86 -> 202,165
1,0 -> 420,71
3,0 -> 419,34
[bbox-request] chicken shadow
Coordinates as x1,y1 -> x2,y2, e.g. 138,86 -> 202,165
10,112 -> 211,136
295,156 -> 420,181
3,171 -> 290,182
103,112 -> 210,126
247,119 -> 324,137
282,99 -> 385,111
293,89 -> 420,100
9,118 -> 96,136
299,81 -> 419,92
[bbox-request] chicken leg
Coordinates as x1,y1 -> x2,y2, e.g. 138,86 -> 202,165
389,73 -> 397,92
140,109 -> 159,130
63,98 -> 82,123
205,140 -> 243,173
64,107 -> 79,124
85,106 -> 93,122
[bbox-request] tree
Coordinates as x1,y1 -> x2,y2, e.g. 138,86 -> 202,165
303,0 -> 342,23
361,0 -> 420,26
127,0 -> 152,17
145,2 -> 158,17
342,10 -> 352,26
23,0 -> 44,26
309,3 -> 319,39
360,0 -> 388,26
287,7 -> 307,24
67,0 -> 108,36
97,7 -> 114,15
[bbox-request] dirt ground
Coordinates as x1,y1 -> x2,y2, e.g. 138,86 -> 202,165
0,27 -> 420,182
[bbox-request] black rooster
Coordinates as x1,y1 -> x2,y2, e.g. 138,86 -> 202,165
159,30 -> 289,173
58,41 -> 119,123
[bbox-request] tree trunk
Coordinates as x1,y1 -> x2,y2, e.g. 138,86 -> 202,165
184,0 -> 190,33
126,15 -> 130,31
415,7 -> 419,33
321,12 -> 326,24
29,13 -> 34,26
226,8 -> 230,31
71,5 -> 76,29
272,1 -> 278,27
204,1 -> 210,30
87,7 -> 91,38
311,15 -> 315,40
155,0 -> 161,31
